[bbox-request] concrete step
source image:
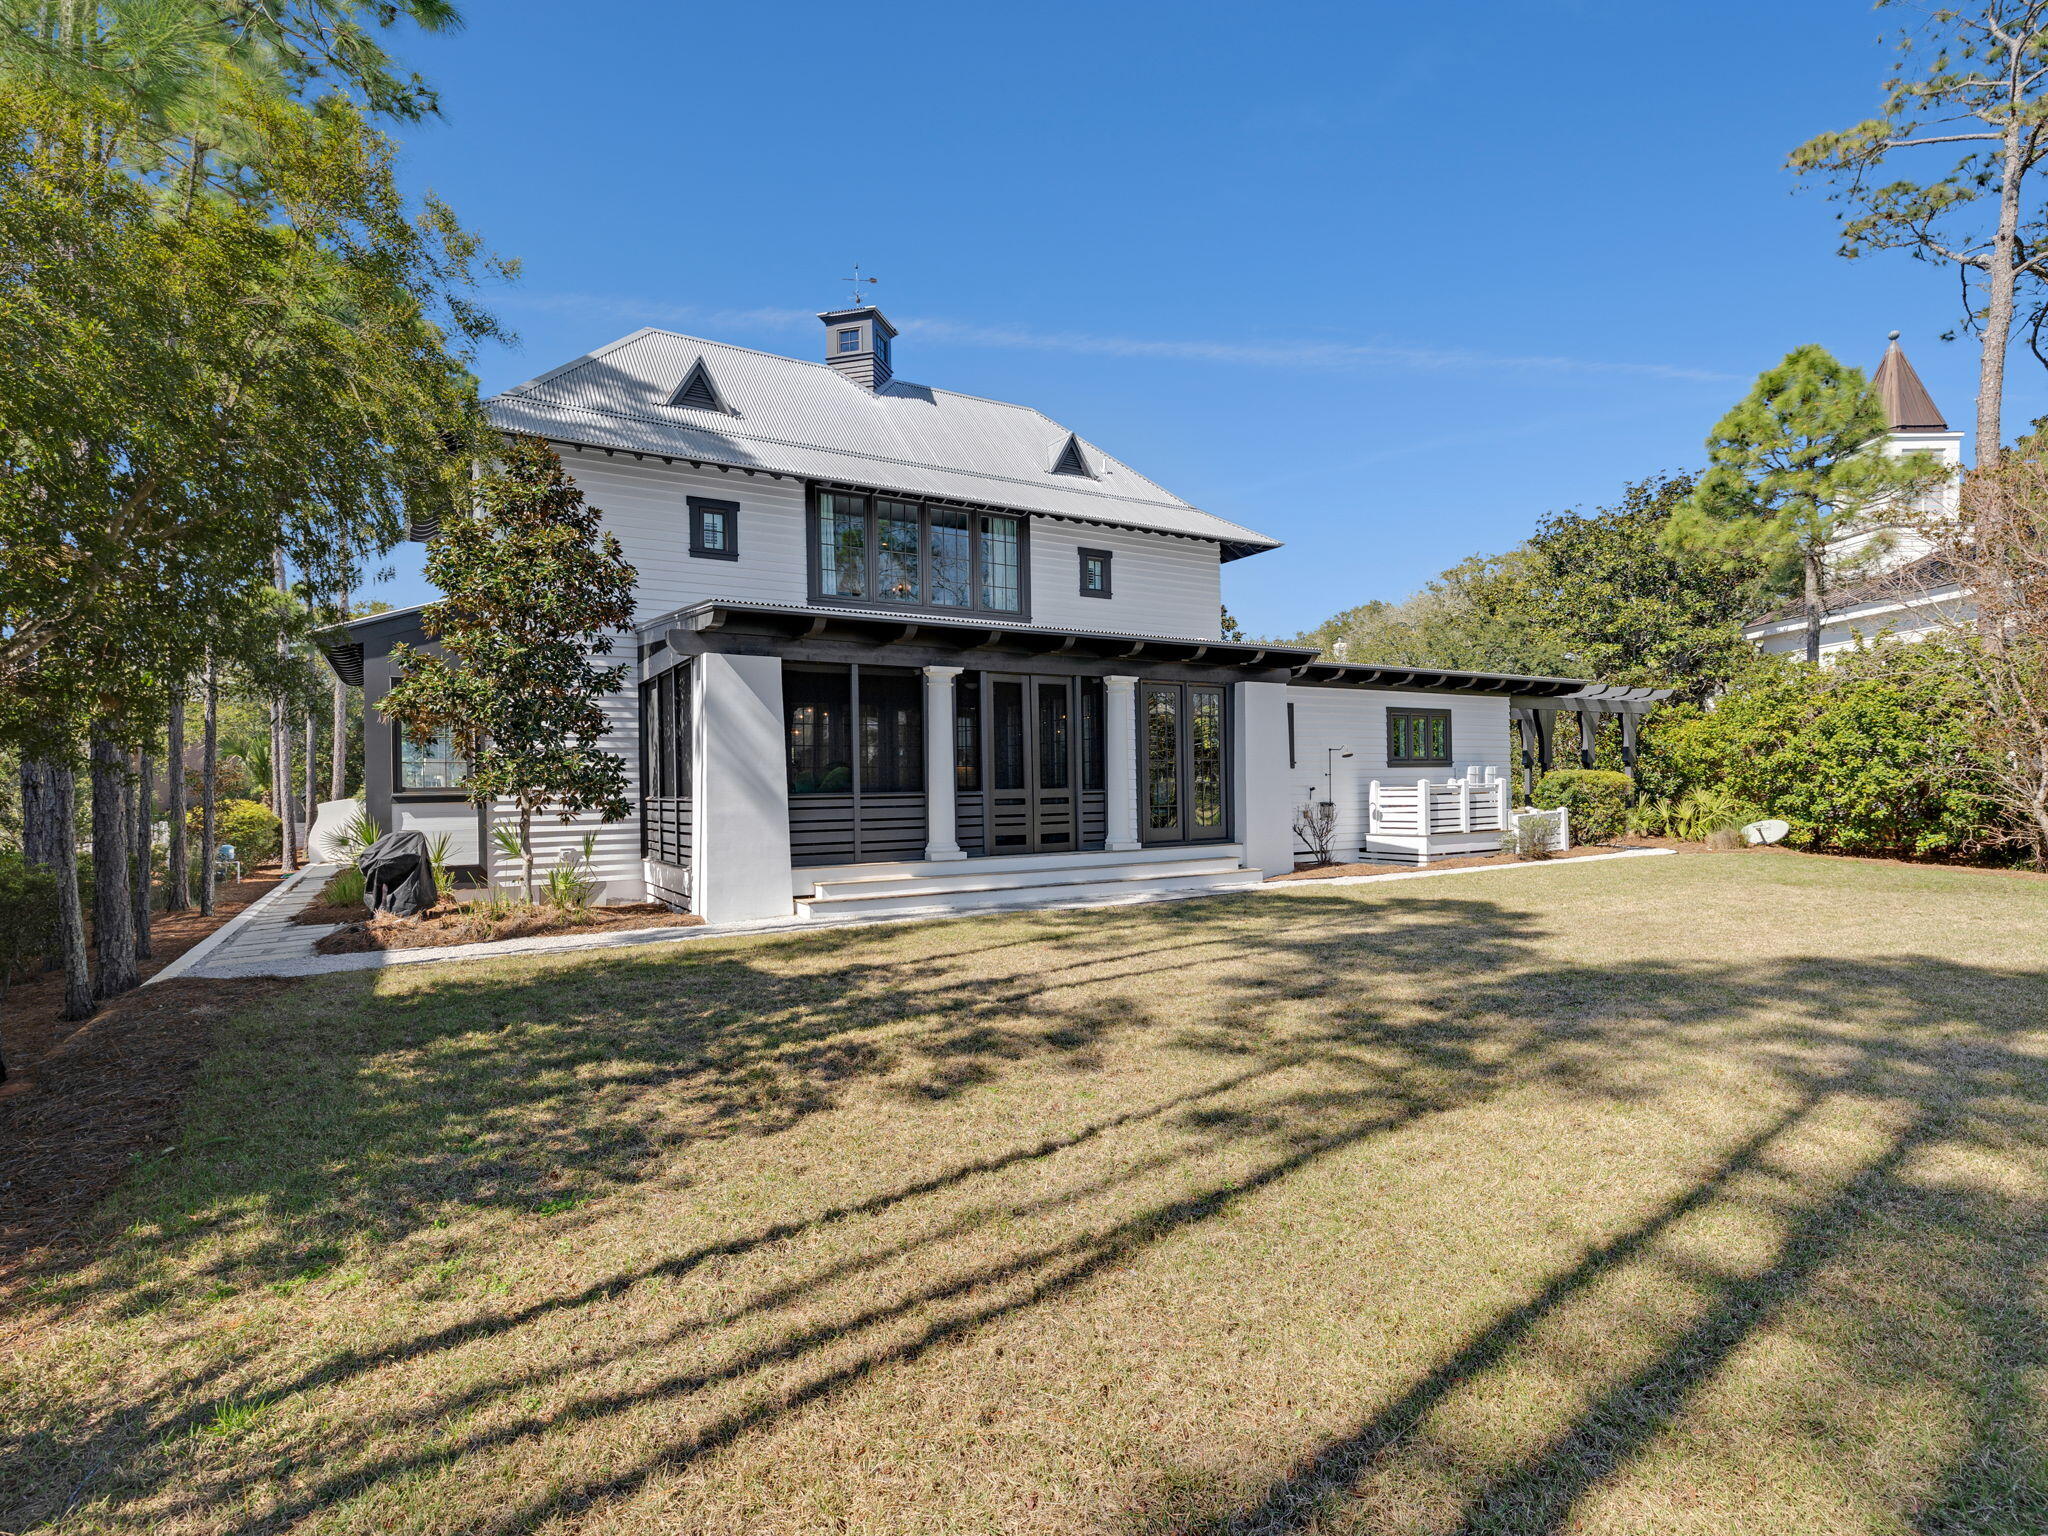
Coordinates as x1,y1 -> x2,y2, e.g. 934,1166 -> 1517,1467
797,862 -> 1265,921
808,853 -> 1246,903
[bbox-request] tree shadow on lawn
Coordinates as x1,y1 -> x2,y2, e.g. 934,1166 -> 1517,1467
25,892 -> 1530,1314
10,889 -> 2048,1535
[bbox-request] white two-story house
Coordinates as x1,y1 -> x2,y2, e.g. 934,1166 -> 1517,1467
321,306 -> 1656,922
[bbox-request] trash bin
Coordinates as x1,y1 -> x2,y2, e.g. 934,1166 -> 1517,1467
358,830 -> 439,917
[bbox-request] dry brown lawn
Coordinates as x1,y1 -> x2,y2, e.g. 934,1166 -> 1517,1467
4,850 -> 2047,1536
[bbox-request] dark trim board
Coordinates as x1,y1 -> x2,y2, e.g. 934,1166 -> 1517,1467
687,496 -> 740,560
662,600 -> 1310,684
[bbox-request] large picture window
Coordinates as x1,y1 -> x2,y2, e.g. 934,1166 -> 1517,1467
810,490 -> 1026,617
1387,707 -> 1453,767
397,725 -> 469,791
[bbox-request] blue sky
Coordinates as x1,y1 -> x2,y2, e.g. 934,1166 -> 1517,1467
362,0 -> 2029,638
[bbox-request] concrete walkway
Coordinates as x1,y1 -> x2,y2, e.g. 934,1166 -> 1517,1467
156,863 -> 345,982
160,847 -> 1679,983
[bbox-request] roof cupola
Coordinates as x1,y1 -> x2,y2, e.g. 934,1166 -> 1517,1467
819,305 -> 897,392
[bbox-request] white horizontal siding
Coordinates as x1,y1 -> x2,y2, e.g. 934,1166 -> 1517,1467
1282,687 -> 1514,861
393,804 -> 480,866
486,638 -> 646,903
1029,521 -> 1221,639
552,449 -> 809,622
550,448 -> 1225,640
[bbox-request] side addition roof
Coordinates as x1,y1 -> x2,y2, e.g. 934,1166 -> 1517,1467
484,329 -> 1280,560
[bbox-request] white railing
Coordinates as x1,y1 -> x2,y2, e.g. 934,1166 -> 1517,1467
1368,766 -> 1510,839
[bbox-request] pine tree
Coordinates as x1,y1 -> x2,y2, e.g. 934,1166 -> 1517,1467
1668,346 -> 1947,664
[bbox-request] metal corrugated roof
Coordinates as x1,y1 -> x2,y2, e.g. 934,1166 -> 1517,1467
486,329 -> 1280,558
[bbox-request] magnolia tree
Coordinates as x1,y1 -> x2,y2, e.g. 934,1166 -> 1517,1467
381,437 -> 638,903
1668,345 -> 1947,663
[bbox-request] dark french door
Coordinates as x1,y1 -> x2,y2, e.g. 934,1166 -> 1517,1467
983,673 -> 1083,853
1140,682 -> 1230,844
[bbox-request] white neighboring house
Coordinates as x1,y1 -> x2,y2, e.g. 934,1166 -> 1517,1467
321,305 -> 1662,921
1742,336 -> 1970,660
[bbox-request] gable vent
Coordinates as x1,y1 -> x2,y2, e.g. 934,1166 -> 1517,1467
669,358 -> 730,413
1050,434 -> 1094,477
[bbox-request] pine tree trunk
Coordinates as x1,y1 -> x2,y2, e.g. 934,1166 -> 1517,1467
200,656 -> 219,917
90,729 -> 137,998
19,758 -> 60,868
1803,546 -> 1825,666
50,764 -> 94,1022
131,748 -> 153,960
166,684 -> 190,911
330,673 -> 347,801
1980,119 -> 2026,461
271,689 -> 294,871
304,710 -> 316,844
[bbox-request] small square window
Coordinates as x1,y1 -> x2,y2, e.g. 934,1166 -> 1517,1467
1078,548 -> 1112,598
688,497 -> 740,560
838,328 -> 861,354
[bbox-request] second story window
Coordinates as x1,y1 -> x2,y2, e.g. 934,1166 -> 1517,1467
1078,548 -> 1112,598
688,497 -> 739,560
812,490 -> 1026,617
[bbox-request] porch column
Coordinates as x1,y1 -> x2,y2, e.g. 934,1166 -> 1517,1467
1577,710 -> 1599,769
693,652 -> 794,924
1104,675 -> 1141,852
922,665 -> 965,862
1620,711 -> 1640,770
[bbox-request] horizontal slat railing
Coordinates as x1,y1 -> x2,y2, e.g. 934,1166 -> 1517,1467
1368,769 -> 1509,846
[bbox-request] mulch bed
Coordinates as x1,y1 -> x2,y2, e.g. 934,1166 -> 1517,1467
315,900 -> 702,955
0,873 -> 297,1293
0,873 -> 281,1084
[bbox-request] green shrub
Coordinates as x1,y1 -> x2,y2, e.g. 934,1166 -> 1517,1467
320,866 -> 366,907
188,799 -> 281,865
1646,644 -> 1997,859
0,851 -> 57,977
1531,768 -> 1634,842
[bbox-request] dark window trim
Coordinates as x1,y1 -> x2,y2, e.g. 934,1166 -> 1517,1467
1387,706 -> 1454,767
393,723 -> 471,794
1077,547 -> 1113,598
688,496 -> 740,560
1286,701 -> 1297,769
805,485 -> 1031,620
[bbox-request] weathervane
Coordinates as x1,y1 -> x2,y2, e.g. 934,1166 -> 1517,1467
842,264 -> 879,308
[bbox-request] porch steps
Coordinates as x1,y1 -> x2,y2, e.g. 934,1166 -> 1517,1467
796,854 -> 1262,920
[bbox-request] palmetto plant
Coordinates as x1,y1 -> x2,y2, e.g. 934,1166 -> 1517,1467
543,833 -> 601,911
339,809 -> 383,863
426,832 -> 455,894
